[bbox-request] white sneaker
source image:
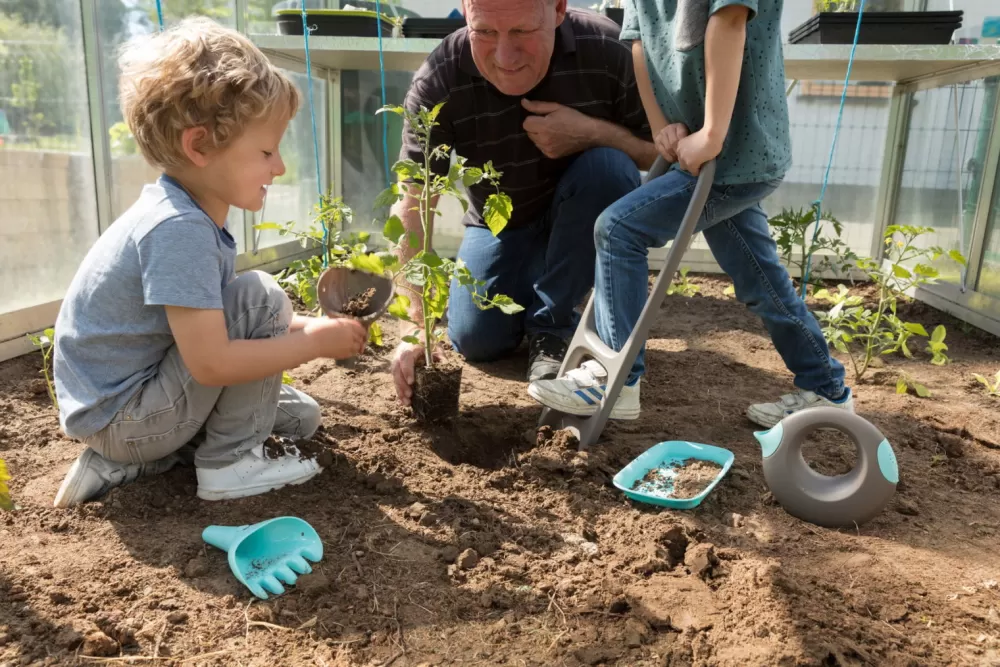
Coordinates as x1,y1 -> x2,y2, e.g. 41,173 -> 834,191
527,360 -> 640,420
196,443 -> 322,501
746,388 -> 855,428
54,447 -> 182,508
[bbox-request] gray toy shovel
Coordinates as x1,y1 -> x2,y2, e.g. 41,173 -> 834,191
538,157 -> 716,450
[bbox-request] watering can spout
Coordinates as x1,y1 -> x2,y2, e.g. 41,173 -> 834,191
755,422 -> 783,459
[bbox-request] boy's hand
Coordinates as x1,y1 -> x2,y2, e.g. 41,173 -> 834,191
675,129 -> 724,176
654,123 -> 689,163
302,317 -> 367,360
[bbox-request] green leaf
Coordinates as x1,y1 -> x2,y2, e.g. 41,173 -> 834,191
349,253 -> 386,275
491,294 -> 524,315
903,322 -> 929,337
913,263 -> 939,279
896,378 -> 908,395
949,249 -> 967,266
43,327 -> 55,340
462,167 -> 484,187
414,251 -> 443,269
282,371 -> 295,385
383,215 -> 405,244
373,184 -> 400,209
377,104 -> 406,116
931,324 -> 946,343
388,294 -> 411,321
483,193 -> 513,236
407,232 -> 421,249
892,264 -> 913,279
402,335 -> 421,345
391,159 -> 422,181
914,383 -> 931,398
368,321 -> 384,347
833,339 -> 849,354
253,222 -> 285,231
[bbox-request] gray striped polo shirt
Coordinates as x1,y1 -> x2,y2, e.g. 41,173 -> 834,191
399,8 -> 651,231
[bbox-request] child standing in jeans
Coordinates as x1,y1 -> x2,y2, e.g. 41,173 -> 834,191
528,0 -> 854,427
52,18 -> 366,507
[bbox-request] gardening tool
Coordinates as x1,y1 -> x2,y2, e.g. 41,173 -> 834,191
754,407 -> 898,528
202,516 -> 324,600
537,157 -> 717,450
317,266 -> 395,368
613,440 -> 734,510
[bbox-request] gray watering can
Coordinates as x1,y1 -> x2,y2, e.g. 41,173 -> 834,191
754,407 -> 898,528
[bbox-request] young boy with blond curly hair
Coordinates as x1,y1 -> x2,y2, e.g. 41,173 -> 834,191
52,18 -> 366,507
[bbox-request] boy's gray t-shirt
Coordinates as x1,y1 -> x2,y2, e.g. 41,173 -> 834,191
54,175 -> 237,439
620,0 -> 792,185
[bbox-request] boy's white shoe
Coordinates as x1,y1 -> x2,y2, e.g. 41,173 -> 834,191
527,360 -> 640,420
196,443 -> 321,501
54,447 -> 182,508
746,388 -> 855,428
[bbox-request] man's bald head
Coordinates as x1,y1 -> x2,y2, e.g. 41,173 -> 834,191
462,0 -> 568,96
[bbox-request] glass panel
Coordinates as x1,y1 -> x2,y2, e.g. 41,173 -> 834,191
0,1 -> 98,314
893,79 -> 999,285
254,70 -> 328,250
978,152 -> 1000,299
96,1 -> 244,251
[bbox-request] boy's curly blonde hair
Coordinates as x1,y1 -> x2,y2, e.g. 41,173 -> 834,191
118,17 -> 301,170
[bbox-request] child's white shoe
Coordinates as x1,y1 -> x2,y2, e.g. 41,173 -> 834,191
527,360 -> 640,420
746,388 -> 855,428
54,447 -> 182,508
196,443 -> 321,501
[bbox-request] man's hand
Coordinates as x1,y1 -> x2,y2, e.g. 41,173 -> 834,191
654,123 -> 689,164
521,99 -> 597,159
301,317 -> 368,360
675,129 -> 724,176
390,338 -> 443,406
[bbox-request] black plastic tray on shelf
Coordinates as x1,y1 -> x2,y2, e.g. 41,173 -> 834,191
788,11 -> 962,45
401,18 -> 466,39
603,7 -> 624,27
276,9 -> 395,38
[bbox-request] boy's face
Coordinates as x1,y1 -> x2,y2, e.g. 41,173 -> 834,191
204,114 -> 290,213
464,0 -> 566,96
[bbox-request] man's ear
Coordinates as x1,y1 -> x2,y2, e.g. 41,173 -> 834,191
180,126 -> 212,168
553,0 -> 568,26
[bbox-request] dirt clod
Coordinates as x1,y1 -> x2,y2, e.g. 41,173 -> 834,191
82,630 -> 119,657
438,546 -> 461,564
340,287 -> 376,317
167,611 -> 188,624
684,543 -> 718,579
184,557 -> 209,578
456,548 -> 479,570
896,498 -> 920,516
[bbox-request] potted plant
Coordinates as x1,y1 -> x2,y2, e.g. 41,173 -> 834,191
345,101 -> 522,422
789,1 -> 962,46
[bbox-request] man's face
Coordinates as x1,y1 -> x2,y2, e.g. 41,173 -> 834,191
464,0 -> 567,96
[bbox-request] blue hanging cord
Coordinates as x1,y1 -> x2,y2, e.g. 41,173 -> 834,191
374,0 -> 391,187
155,0 -> 164,30
300,6 -> 327,266
800,0 -> 866,298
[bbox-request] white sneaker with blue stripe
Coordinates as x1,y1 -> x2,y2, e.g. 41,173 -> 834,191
527,360 -> 640,420
746,388 -> 855,428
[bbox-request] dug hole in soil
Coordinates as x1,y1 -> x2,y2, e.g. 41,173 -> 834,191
2,275 -> 1000,666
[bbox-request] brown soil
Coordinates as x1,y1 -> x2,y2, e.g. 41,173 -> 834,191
634,461 -> 724,500
2,275 -> 1000,666
341,287 -> 377,318
411,358 -> 463,423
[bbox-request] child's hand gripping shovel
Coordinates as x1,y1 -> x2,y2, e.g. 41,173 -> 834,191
316,266 -> 395,368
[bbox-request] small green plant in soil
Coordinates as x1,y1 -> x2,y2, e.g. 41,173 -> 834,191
896,372 -> 931,398
769,206 -> 857,294
25,327 -> 57,409
254,193 -> 387,346
667,267 -> 700,297
0,458 -> 13,511
357,101 -> 523,421
972,370 -> 1000,397
813,225 -> 966,380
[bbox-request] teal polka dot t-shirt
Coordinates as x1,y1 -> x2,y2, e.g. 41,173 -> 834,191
620,0 -> 792,185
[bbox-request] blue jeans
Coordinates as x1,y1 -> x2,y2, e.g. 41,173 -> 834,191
447,147 -> 641,361
594,169 -> 846,398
